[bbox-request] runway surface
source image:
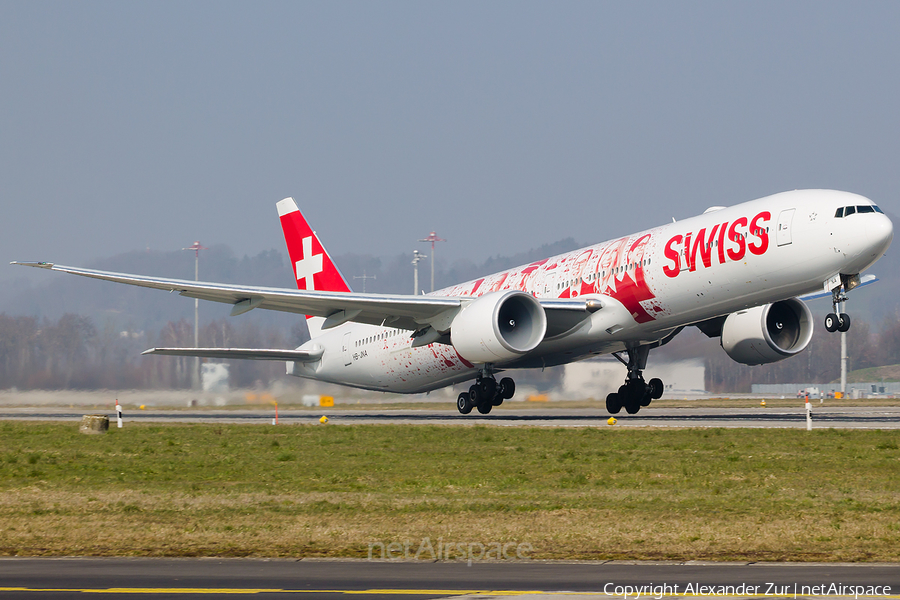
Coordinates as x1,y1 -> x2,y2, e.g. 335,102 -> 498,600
1,406 -> 898,428
1,558 -> 898,599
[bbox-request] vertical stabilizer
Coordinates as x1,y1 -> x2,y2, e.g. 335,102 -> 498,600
277,198 -> 352,296
277,198 -> 351,334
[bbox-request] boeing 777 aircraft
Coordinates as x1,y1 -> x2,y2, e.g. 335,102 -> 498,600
13,189 -> 893,415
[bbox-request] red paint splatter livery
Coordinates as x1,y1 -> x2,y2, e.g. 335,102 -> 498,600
437,232 -> 662,324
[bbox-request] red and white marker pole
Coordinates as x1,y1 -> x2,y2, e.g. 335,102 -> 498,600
115,400 -> 123,428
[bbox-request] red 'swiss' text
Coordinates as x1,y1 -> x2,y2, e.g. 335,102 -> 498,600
663,211 -> 771,278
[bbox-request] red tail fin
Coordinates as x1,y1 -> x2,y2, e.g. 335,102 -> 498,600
277,198 -> 351,294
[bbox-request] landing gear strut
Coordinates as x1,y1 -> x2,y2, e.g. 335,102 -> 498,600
824,282 -> 852,333
457,365 -> 516,415
605,345 -> 663,415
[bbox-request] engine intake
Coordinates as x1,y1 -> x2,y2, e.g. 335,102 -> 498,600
720,298 -> 813,365
450,291 -> 547,364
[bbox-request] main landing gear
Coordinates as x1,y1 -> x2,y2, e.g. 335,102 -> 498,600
824,277 -> 854,333
457,368 -> 516,415
605,345 -> 663,415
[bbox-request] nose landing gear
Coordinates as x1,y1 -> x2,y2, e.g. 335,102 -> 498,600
605,346 -> 663,415
824,275 -> 856,333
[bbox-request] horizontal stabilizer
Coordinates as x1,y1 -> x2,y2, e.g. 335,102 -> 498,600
142,347 -> 324,362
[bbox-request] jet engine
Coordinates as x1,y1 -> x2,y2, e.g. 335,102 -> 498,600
450,290 -> 547,364
721,298 -> 813,366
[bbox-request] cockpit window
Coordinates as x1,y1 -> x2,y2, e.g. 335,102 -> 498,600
836,204 -> 884,217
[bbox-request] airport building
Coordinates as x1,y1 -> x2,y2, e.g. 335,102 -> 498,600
752,382 -> 900,399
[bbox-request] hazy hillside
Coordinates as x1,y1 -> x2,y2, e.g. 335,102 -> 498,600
841,364 -> 900,383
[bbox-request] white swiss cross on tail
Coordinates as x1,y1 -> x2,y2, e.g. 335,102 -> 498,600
294,236 -> 323,290
277,198 -> 352,295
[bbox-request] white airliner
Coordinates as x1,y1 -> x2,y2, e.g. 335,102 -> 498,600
13,189 -> 893,415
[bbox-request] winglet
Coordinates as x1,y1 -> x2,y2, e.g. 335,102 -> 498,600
10,261 -> 55,269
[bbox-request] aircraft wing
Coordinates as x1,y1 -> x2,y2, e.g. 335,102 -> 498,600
11,262 -> 600,336
799,273 -> 878,301
142,347 -> 324,361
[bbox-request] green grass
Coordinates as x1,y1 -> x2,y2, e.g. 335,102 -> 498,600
0,422 -> 898,561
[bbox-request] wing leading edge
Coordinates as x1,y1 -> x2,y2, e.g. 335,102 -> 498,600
10,262 -> 601,337
11,261 -> 461,332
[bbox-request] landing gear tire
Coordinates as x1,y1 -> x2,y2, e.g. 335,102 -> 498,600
640,389 -> 652,407
491,377 -> 513,406
476,401 -> 493,414
478,378 -> 497,400
626,379 -> 645,398
468,384 -> 482,405
606,393 -> 622,414
457,392 -> 473,415
498,377 -> 516,400
648,378 -> 664,400
625,379 -> 645,412
825,313 -> 839,333
837,313 -> 851,333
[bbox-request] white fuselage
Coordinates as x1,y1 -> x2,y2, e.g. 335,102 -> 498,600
290,190 -> 893,393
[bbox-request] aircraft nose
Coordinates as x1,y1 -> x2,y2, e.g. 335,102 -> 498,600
867,213 -> 894,255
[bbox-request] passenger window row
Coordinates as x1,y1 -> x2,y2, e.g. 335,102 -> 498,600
553,258 -> 654,290
835,205 -> 883,218
356,329 -> 403,347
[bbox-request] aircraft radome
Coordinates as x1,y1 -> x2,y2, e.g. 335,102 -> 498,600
13,190 -> 893,415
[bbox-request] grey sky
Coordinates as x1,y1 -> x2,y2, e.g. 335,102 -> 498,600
2,1 -> 899,286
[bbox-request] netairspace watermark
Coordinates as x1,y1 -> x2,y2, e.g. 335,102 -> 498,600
368,538 -> 532,566
603,582 -> 893,600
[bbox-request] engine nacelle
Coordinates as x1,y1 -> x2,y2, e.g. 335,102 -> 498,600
450,291 -> 547,364
721,298 -> 814,365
